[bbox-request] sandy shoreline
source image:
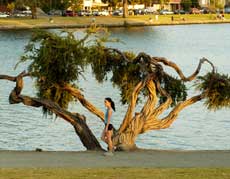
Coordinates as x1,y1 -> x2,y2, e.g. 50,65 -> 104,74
1,150 -> 230,168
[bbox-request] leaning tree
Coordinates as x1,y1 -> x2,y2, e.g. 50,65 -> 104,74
1,28 -> 230,151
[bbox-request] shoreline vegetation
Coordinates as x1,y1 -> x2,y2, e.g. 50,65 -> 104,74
0,14 -> 230,30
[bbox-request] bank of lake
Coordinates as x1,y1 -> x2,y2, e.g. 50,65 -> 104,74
0,14 -> 230,30
1,150 -> 230,179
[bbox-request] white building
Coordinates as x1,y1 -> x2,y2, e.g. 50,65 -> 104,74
199,0 -> 226,7
83,0 -> 108,10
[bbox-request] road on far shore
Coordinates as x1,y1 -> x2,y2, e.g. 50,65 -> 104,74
1,150 -> 230,168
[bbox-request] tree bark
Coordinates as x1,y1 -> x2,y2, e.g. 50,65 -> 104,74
118,80 -> 146,134
152,57 -> 215,81
30,5 -> 37,19
123,0 -> 128,18
0,72 -> 102,151
113,114 -> 145,151
63,84 -> 104,122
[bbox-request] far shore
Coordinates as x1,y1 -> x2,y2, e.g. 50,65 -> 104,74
0,14 -> 230,30
1,149 -> 230,168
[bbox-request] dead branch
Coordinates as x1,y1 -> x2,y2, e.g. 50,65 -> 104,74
152,57 -> 215,81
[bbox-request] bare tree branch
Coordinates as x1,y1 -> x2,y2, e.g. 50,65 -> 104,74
140,80 -> 158,120
151,80 -> 173,117
142,80 -> 172,132
142,94 -> 204,132
62,84 -> 105,122
152,57 -> 215,81
0,72 -> 102,150
160,94 -> 204,129
118,80 -> 146,134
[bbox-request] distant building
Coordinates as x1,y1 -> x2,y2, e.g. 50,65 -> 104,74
169,0 -> 181,11
83,0 -> 108,10
199,0 -> 209,7
199,0 -> 226,7
225,0 -> 230,6
150,0 -> 181,11
0,5 -> 7,12
128,4 -> 145,10
158,0 -> 181,11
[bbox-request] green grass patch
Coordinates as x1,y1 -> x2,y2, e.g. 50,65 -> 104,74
1,168 -> 230,179
0,14 -> 230,28
128,14 -> 230,23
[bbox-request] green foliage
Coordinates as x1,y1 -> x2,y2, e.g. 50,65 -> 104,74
159,74 -> 187,106
41,0 -> 68,12
111,52 -> 142,104
88,45 -> 187,106
88,46 -> 142,104
181,0 -> 192,11
18,30 -> 88,114
18,28 -> 228,117
195,72 -> 230,110
191,0 -> 200,8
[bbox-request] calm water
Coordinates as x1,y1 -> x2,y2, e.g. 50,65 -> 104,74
0,24 -> 230,151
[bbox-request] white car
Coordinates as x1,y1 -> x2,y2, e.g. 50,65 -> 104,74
99,10 -> 109,16
0,12 -> 9,18
160,9 -> 174,15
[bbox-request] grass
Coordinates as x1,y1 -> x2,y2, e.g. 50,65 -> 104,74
128,14 -> 230,24
1,168 -> 230,179
0,14 -> 230,29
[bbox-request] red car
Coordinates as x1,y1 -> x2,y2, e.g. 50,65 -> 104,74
63,10 -> 76,16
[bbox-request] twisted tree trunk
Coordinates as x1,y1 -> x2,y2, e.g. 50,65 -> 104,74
0,72 -> 102,151
107,54 -> 215,151
111,79 -> 204,151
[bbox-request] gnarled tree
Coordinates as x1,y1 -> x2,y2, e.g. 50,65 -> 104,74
1,29 -> 230,151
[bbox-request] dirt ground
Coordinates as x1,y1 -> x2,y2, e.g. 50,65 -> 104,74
1,150 -> 230,168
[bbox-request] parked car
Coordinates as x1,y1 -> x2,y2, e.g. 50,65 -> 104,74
48,9 -> 62,16
174,9 -> 186,14
78,10 -> 92,16
113,10 -> 123,16
63,10 -> 76,16
133,9 -> 147,15
200,7 -> 210,14
98,10 -> 109,16
224,7 -> 230,14
85,11 -> 92,16
145,7 -> 157,14
190,8 -> 200,14
22,10 -> 32,15
160,9 -> 174,15
92,10 -> 99,16
0,12 -> 9,18
14,13 -> 26,17
78,10 -> 86,16
13,10 -> 26,17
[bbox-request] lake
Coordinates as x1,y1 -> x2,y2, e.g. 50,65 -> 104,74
0,24 -> 230,151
